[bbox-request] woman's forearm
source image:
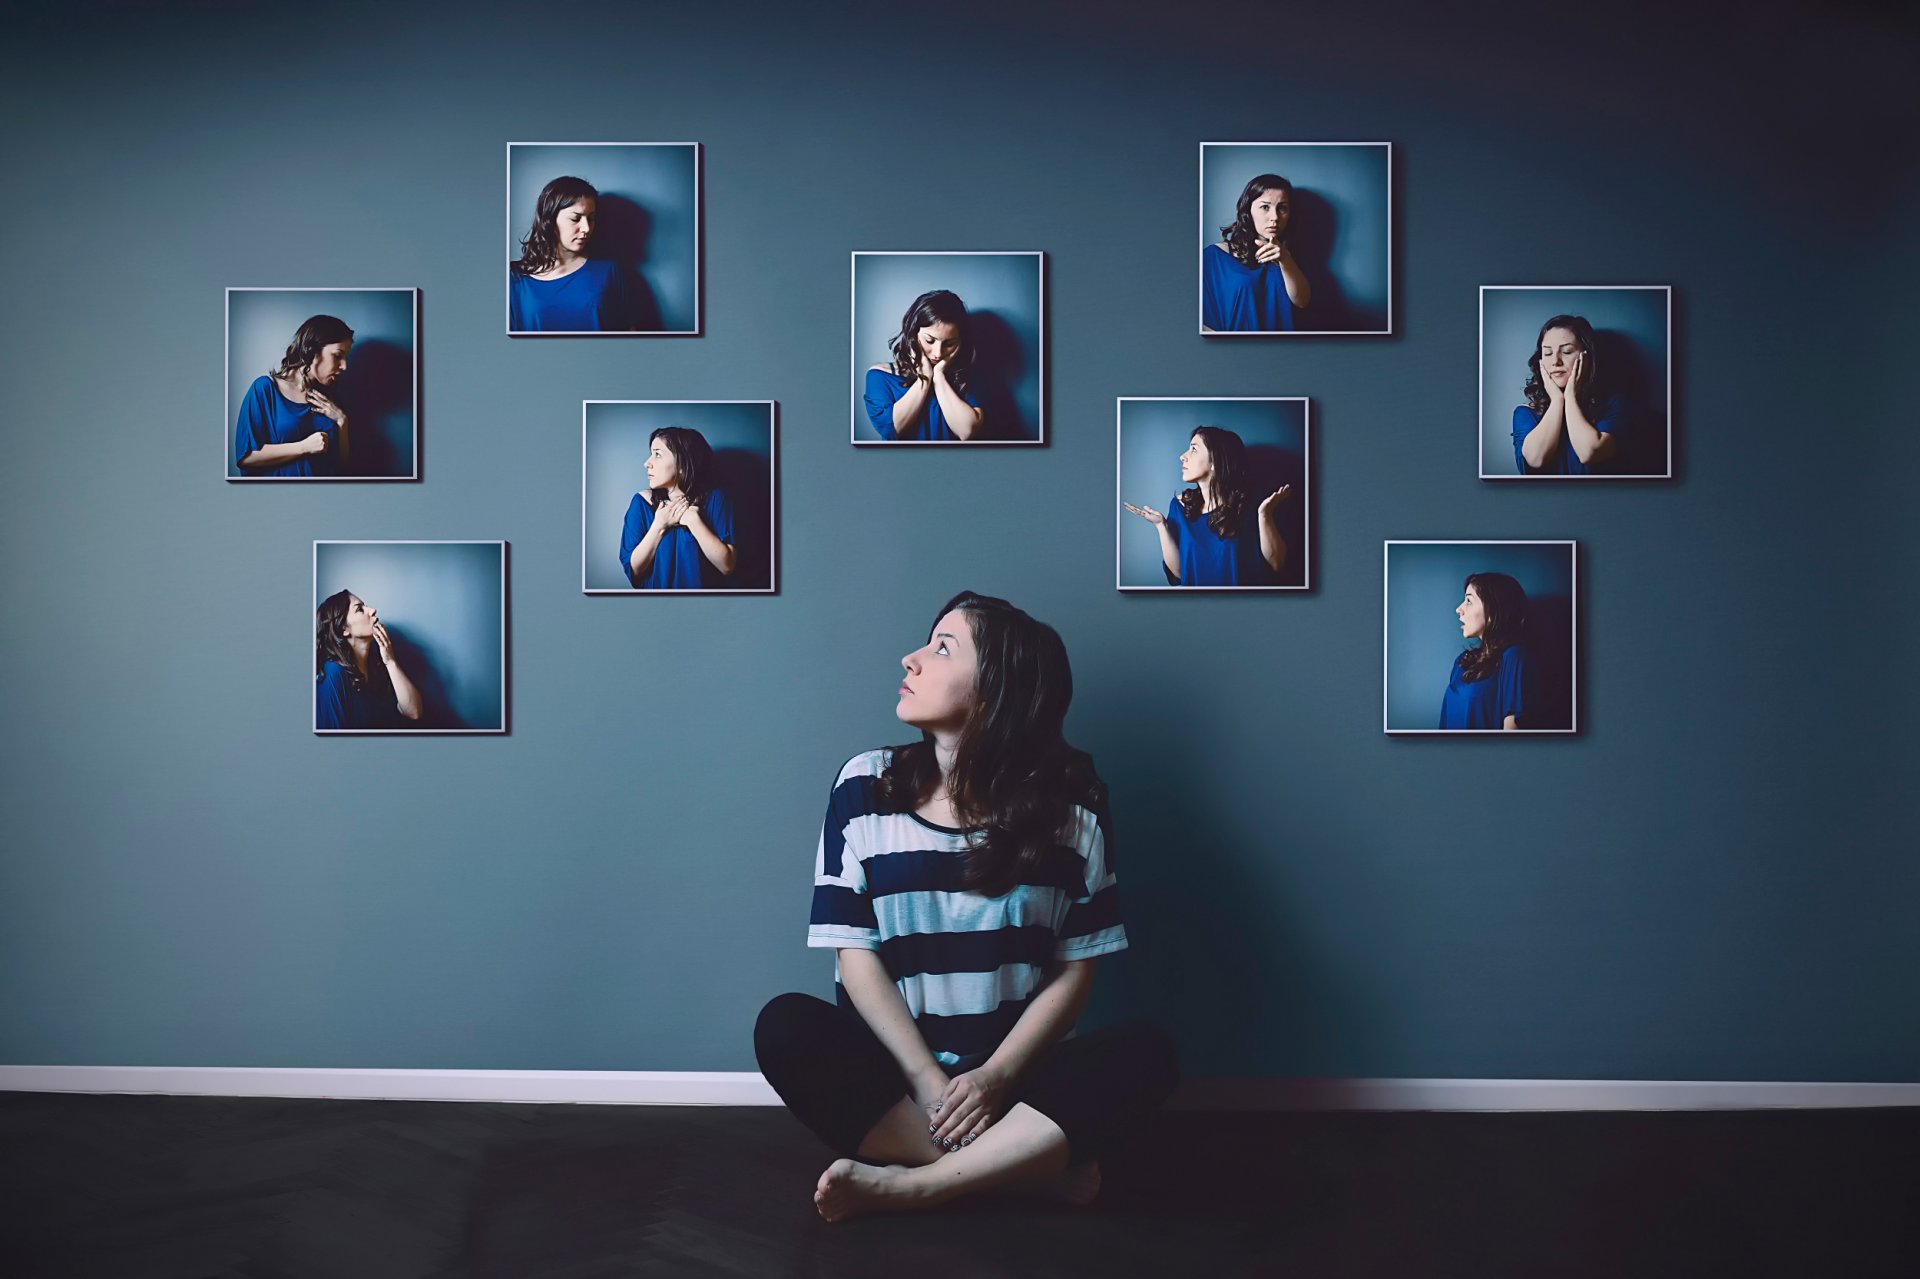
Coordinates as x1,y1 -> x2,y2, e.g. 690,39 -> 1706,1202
238,439 -> 317,468
891,377 -> 934,433
627,520 -> 667,582
1259,510 -> 1287,575
1520,403 -> 1565,471
982,959 -> 1094,1083
931,376 -> 981,440
685,519 -> 736,575
385,655 -> 422,720
1278,254 -> 1311,309
1156,523 -> 1180,580
838,947 -> 945,1085
1563,399 -> 1613,465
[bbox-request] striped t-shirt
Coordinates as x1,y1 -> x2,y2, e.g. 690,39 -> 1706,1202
807,748 -> 1128,1068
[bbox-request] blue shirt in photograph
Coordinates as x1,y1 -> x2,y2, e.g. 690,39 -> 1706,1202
1438,646 -> 1531,730
1202,244 -> 1295,333
618,488 -> 736,589
1511,394 -> 1631,475
862,368 -> 982,442
316,661 -> 402,731
509,258 -> 630,332
233,375 -> 336,478
1164,498 -> 1268,587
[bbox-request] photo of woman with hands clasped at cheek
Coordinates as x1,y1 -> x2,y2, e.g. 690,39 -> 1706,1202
617,426 -> 736,589
862,290 -> 984,442
1202,175 -> 1310,333
1123,427 -> 1289,587
509,175 -> 633,333
314,590 -> 422,732
1512,314 -> 1631,476
755,592 -> 1179,1223
234,315 -> 353,478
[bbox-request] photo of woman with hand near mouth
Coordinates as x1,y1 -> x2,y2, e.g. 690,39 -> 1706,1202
862,289 -> 984,442
314,589 -> 422,731
618,426 -> 737,589
1202,174 -> 1311,333
509,175 -> 634,333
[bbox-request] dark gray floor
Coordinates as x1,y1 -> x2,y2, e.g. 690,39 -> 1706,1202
1,1093 -> 1914,1278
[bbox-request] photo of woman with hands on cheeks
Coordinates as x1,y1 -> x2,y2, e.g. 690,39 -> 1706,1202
755,591 -> 1177,1222
1511,314 -> 1631,476
863,289 -> 984,442
618,426 -> 736,590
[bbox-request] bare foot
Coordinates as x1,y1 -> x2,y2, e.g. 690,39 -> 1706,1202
813,1159 -> 926,1223
1004,1160 -> 1102,1207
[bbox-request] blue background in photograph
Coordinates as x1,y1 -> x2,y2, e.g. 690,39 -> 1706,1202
1384,543 -> 1575,731
1118,399 -> 1307,588
508,143 -> 698,333
227,289 -> 416,478
1,1 -> 1914,1086
1201,143 -> 1391,333
583,402 -> 775,591
851,253 -> 1043,441
315,542 -> 505,731
1480,287 -> 1671,476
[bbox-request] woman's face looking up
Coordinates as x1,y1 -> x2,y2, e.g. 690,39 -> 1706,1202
557,197 -> 596,254
1250,187 -> 1290,242
1180,434 -> 1213,484
916,321 -> 960,369
1539,327 -> 1582,392
896,609 -> 978,735
342,594 -> 378,640
1456,586 -> 1487,640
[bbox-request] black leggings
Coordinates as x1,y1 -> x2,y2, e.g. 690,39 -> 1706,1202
754,992 -> 1179,1164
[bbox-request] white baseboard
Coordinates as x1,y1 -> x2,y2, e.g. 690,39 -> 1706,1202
2,1066 -> 1915,1111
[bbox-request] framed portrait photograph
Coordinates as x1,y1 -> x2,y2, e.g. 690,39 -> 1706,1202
1480,285 -> 1674,479
582,400 -> 778,594
1198,142 -> 1392,336
312,541 -> 507,734
850,251 -> 1045,444
506,142 -> 700,336
226,287 -> 419,481
1116,397 -> 1309,591
1383,540 -> 1577,735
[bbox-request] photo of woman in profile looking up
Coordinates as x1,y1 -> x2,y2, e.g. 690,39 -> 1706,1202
755,591 -> 1178,1223
1202,174 -> 1311,333
617,426 -> 736,589
1123,426 -> 1289,586
862,289 -> 984,441
1440,572 -> 1531,730
234,315 -> 353,478
509,175 -> 633,332
315,590 -> 422,731
1512,314 -> 1631,475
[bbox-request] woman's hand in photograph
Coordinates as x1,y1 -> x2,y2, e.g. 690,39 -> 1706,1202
1122,501 -> 1167,527
305,389 -> 348,426
371,621 -> 397,664
1567,351 -> 1588,397
1254,236 -> 1288,266
678,500 -> 707,531
1259,484 -> 1292,517
300,430 -> 331,456
653,494 -> 690,528
932,1064 -> 1009,1150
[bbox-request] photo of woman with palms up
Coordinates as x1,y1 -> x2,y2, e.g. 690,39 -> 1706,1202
1122,426 -> 1290,587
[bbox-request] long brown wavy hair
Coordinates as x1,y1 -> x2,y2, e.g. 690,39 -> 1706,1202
314,589 -> 393,697
1457,572 -> 1529,682
1522,314 -> 1604,419
877,591 -> 1107,898
1174,427 -> 1251,539
1220,173 -> 1293,268
887,289 -> 974,399
512,175 -> 598,278
272,315 -> 354,384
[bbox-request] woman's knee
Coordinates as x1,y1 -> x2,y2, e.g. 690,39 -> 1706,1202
753,991 -> 828,1072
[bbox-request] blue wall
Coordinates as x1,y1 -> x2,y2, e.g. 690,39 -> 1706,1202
1480,287 -> 1670,477
315,541 -> 506,732
583,401 -> 775,591
851,253 -> 1044,441
1118,398 -> 1308,588
1384,542 -> 1576,731
1201,142 -> 1391,333
1,0 -> 1914,1082
507,143 -> 698,334
227,289 -> 417,479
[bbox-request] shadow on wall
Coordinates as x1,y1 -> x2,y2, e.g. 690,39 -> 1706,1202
713,448 -> 772,591
1524,593 -> 1575,731
1288,188 -> 1351,330
594,194 -> 664,332
1590,329 -> 1666,475
334,338 -> 411,477
387,628 -> 450,729
1246,444 -> 1307,587
967,310 -> 1029,441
